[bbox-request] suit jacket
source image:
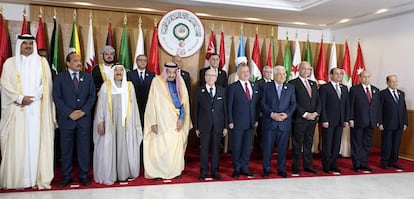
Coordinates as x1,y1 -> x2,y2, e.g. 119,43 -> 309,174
319,82 -> 350,126
227,81 -> 260,130
288,78 -> 320,124
261,82 -> 296,131
180,69 -> 191,95
199,66 -> 228,88
379,89 -> 408,130
127,69 -> 155,115
53,70 -> 96,129
349,84 -> 381,128
194,85 -> 227,132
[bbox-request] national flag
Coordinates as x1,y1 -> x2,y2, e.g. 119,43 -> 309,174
219,30 -> 226,71
106,22 -> 113,46
283,37 -> 292,80
328,40 -> 337,81
267,34 -> 276,67
132,18 -> 144,70
119,18 -> 131,71
69,17 -> 81,57
205,30 -> 215,67
21,13 -> 29,35
315,38 -> 328,85
84,16 -> 96,73
0,13 -> 11,75
237,31 -> 245,57
35,15 -> 46,50
250,33 -> 262,81
148,24 -> 160,75
304,38 -> 316,81
291,37 -> 301,80
48,16 -> 60,74
342,41 -> 352,88
351,42 -> 366,85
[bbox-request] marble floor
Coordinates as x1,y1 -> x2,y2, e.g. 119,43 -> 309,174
1,172 -> 413,199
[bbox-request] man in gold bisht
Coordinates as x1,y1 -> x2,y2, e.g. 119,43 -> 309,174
93,64 -> 142,185
144,62 -> 192,180
0,34 -> 55,189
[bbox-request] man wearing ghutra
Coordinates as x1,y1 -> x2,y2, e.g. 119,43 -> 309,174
0,34 -> 55,189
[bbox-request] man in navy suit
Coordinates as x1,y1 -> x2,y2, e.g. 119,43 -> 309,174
288,61 -> 320,175
172,55 -> 191,95
53,52 -> 96,187
227,63 -> 259,178
319,68 -> 350,174
199,53 -> 228,88
261,66 -> 296,178
379,75 -> 408,170
349,70 -> 380,172
194,68 -> 227,181
127,54 -> 155,128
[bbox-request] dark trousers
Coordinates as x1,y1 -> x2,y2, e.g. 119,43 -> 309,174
381,129 -> 403,166
200,129 -> 223,175
262,127 -> 289,172
292,122 -> 317,170
60,125 -> 91,180
321,125 -> 343,171
351,127 -> 373,168
231,128 -> 254,172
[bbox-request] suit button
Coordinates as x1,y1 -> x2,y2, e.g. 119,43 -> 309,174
77,99 -> 80,102
212,109 -> 214,112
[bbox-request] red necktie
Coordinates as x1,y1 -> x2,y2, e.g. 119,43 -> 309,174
305,80 -> 312,97
366,86 -> 372,103
245,82 -> 251,101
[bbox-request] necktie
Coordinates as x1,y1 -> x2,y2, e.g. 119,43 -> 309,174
245,82 -> 251,101
277,85 -> 282,98
366,86 -> 372,103
335,84 -> 341,99
209,87 -> 214,99
305,80 -> 312,97
393,90 -> 399,103
73,72 -> 79,91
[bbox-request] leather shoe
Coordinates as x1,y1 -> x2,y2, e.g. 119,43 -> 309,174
198,173 -> 206,180
212,173 -> 222,180
277,171 -> 288,178
174,175 -> 182,179
263,171 -> 270,178
292,168 -> 300,175
79,178 -> 90,186
240,171 -> 255,177
381,164 -> 388,169
360,166 -> 373,172
353,167 -> 361,172
322,168 -> 330,174
232,170 -> 240,178
304,167 -> 320,174
153,177 -> 162,181
331,167 -> 342,173
58,178 -> 73,188
392,164 -> 404,170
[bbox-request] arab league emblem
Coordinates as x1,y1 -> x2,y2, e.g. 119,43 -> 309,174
158,9 -> 205,57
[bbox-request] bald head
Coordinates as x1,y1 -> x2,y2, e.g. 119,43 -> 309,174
298,61 -> 312,78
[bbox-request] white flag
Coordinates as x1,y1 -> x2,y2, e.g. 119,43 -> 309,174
133,21 -> 144,70
85,17 -> 96,73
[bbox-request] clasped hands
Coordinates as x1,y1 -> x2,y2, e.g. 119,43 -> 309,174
271,112 -> 288,122
69,110 -> 85,121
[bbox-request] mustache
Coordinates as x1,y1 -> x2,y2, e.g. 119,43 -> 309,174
76,64 -> 82,67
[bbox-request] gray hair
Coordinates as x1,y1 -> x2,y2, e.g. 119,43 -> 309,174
273,65 -> 285,74
101,45 -> 115,54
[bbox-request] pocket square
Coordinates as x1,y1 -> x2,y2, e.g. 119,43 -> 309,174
217,97 -> 223,100
255,90 -> 259,93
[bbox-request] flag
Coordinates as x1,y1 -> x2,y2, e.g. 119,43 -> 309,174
49,16 -> 60,74
342,41 -> 352,88
351,42 -> 366,85
35,15 -> 46,50
21,13 -> 29,35
304,38 -> 316,81
219,30 -> 226,71
328,41 -> 337,81
148,24 -> 160,75
119,20 -> 131,71
69,19 -> 81,57
132,19 -> 144,70
315,38 -> 328,85
205,30 -> 215,67
266,35 -> 276,67
250,33 -> 262,81
0,13 -> 11,75
283,37 -> 292,80
84,17 -> 96,73
291,37 -> 301,80
237,31 -> 245,57
106,22 -> 113,46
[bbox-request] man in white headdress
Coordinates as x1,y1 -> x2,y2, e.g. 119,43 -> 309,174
93,64 -> 142,185
0,34 -> 55,189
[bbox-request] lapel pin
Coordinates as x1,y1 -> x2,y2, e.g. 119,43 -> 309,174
80,76 -> 84,82
201,89 -> 205,92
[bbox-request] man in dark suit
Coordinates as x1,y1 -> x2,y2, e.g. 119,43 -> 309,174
172,55 -> 191,95
261,66 -> 296,178
255,66 -> 273,152
379,75 -> 408,170
194,68 -> 227,181
127,54 -> 155,128
349,70 -> 380,172
199,53 -> 228,88
227,63 -> 259,178
288,61 -> 320,176
53,52 -> 96,187
92,45 -> 115,93
319,68 -> 350,174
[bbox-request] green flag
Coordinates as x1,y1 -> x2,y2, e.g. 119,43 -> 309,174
119,22 -> 131,71
304,38 -> 316,81
283,38 -> 292,80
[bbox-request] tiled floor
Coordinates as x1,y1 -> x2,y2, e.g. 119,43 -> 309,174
1,172 -> 413,199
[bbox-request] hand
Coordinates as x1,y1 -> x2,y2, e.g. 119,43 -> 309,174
403,125 -> 407,131
69,110 -> 83,120
97,123 -> 105,135
309,112 -> 319,120
21,96 -> 34,106
176,120 -> 184,131
228,123 -> 234,129
222,129 -> 228,137
151,125 -> 158,134
379,124 -> 384,131
254,121 -> 258,127
195,130 -> 200,138
322,122 -> 329,128
349,120 -> 354,128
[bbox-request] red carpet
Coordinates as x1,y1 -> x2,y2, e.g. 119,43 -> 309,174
1,147 -> 413,193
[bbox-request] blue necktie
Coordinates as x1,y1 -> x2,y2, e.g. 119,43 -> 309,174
209,87 -> 214,99
73,73 -> 79,91
139,72 -> 144,83
393,90 -> 399,103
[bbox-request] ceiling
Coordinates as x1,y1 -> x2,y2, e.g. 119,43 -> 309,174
8,0 -> 414,29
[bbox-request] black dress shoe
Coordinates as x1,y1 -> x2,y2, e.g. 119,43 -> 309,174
153,177 -> 162,181
360,166 -> 373,172
79,178 -> 90,186
232,171 -> 240,178
212,173 -> 222,180
392,164 -> 404,170
322,168 -> 330,174
331,167 -> 342,173
292,168 -> 300,175
353,167 -> 361,172
304,167 -> 320,174
263,171 -> 270,178
240,171 -> 256,177
277,171 -> 288,178
58,178 -> 73,188
198,173 -> 206,180
381,164 -> 388,169
174,175 -> 182,179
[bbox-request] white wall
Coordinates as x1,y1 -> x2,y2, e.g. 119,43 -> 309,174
1,3 -> 30,21
278,26 -> 332,42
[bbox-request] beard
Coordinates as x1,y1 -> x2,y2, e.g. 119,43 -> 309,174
104,58 -> 114,65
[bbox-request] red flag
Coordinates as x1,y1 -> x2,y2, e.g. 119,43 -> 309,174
148,25 -> 160,75
342,41 -> 352,87
266,39 -> 272,66
250,33 -> 262,80
35,16 -> 46,50
219,30 -> 225,70
351,42 -> 366,85
0,13 -> 11,75
205,30 -> 215,66
21,14 -> 29,35
315,38 -> 328,85
106,22 -> 113,46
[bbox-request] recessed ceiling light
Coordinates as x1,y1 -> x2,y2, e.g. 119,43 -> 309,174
292,22 -> 308,25
73,2 -> 95,6
245,17 -> 261,21
196,13 -> 211,17
375,8 -> 389,14
135,7 -> 158,12
338,18 -> 351,24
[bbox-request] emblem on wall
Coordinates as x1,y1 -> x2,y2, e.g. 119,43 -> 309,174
158,9 -> 205,57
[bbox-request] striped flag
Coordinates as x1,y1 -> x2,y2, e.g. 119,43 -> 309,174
315,38 -> 327,85
283,37 -> 292,80
351,42 -> 366,85
148,24 -> 160,75
205,30 -> 215,67
119,17 -> 131,71
219,30 -> 226,71
106,22 -> 113,46
267,34 -> 276,67
69,15 -> 81,57
342,41 -> 352,87
21,12 -> 29,35
250,33 -> 262,81
84,16 -> 96,73
304,38 -> 316,81
133,18 -> 144,70
291,37 -> 301,80
48,16 -> 60,74
35,15 -> 46,50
